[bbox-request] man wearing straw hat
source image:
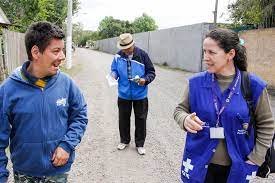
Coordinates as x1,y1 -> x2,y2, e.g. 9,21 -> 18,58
110,33 -> 155,155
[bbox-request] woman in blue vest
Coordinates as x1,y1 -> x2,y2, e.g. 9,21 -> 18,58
173,28 -> 274,183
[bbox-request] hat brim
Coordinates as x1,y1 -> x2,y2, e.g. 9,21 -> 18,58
117,41 -> 135,50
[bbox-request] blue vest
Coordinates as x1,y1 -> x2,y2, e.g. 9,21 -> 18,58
181,70 -> 266,183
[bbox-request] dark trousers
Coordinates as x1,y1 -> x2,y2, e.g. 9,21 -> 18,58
117,97 -> 148,147
204,163 -> 230,183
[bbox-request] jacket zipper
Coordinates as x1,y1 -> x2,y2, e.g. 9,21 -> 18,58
127,59 -> 133,99
40,87 -> 47,170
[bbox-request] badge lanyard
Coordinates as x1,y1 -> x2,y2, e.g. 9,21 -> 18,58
211,70 -> 240,127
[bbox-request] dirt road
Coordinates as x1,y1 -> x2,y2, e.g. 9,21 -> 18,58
68,48 -> 275,183
7,48 -> 275,182
68,48 -> 190,183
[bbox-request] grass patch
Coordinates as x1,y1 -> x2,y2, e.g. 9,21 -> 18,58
60,63 -> 82,77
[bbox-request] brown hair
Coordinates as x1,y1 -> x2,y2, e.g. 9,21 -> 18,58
205,28 -> 247,71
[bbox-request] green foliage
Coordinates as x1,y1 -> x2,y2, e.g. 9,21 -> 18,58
98,16 -> 134,39
0,0 -> 80,32
72,22 -> 84,44
72,13 -> 158,45
98,13 -> 158,39
78,31 -> 99,47
217,23 -> 257,32
132,13 -> 158,33
228,0 -> 262,25
228,0 -> 275,27
69,12 -> 158,45
260,0 -> 275,16
72,23 -> 99,47
260,0 -> 275,27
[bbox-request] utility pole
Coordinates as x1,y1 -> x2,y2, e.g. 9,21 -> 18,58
66,0 -> 73,69
213,0 -> 218,27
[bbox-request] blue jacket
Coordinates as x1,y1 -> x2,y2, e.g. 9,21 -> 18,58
0,67 -> 88,181
111,46 -> 155,100
181,70 -> 266,183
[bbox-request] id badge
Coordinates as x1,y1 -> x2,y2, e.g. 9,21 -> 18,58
210,127 -> 224,139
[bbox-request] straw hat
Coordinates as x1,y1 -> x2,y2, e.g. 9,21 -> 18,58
117,33 -> 135,50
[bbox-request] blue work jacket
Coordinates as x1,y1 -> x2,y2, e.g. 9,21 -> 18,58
0,67 -> 88,181
181,70 -> 266,183
111,46 -> 155,100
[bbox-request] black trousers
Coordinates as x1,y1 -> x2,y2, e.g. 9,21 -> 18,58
117,97 -> 148,147
204,163 -> 230,183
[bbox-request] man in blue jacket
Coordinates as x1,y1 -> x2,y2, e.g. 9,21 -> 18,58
0,21 -> 88,182
111,33 -> 155,155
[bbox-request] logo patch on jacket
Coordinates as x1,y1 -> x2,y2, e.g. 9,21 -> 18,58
56,98 -> 67,107
182,158 -> 194,179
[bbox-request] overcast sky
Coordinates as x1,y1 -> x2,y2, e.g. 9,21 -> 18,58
73,0 -> 236,31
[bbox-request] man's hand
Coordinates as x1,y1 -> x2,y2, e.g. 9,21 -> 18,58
138,78 -> 146,86
52,147 -> 70,167
111,72 -> 117,80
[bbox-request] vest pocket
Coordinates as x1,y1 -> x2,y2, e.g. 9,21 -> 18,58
185,127 -> 211,156
229,161 -> 259,182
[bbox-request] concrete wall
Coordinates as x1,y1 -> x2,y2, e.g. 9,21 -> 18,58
239,28 -> 275,88
96,37 -> 117,54
95,23 -> 214,72
149,23 -> 213,72
95,25 -> 275,87
96,32 -> 150,55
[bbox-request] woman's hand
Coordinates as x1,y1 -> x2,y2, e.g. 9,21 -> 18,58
184,112 -> 204,133
245,160 -> 256,165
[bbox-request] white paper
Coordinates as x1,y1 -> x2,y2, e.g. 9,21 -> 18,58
129,75 -> 140,83
106,73 -> 118,87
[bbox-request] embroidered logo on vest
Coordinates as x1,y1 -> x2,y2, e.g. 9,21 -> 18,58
182,158 -> 194,179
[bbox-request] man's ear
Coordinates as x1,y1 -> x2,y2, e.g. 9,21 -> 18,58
31,45 -> 40,60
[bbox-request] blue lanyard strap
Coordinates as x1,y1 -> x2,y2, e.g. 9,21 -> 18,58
212,70 -> 240,127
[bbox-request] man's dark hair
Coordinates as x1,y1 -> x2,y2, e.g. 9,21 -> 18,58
25,21 -> 65,60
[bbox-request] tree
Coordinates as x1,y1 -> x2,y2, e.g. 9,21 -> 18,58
228,0 -> 262,25
78,31 -> 99,47
72,22 -> 84,45
97,14 -> 158,39
98,16 -> 135,39
72,22 -> 100,46
260,0 -> 275,27
0,0 -> 80,32
133,13 -> 158,33
228,0 -> 275,28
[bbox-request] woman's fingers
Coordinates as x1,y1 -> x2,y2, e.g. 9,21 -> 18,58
191,112 -> 204,125
185,126 -> 198,133
188,119 -> 203,131
184,113 -> 204,133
